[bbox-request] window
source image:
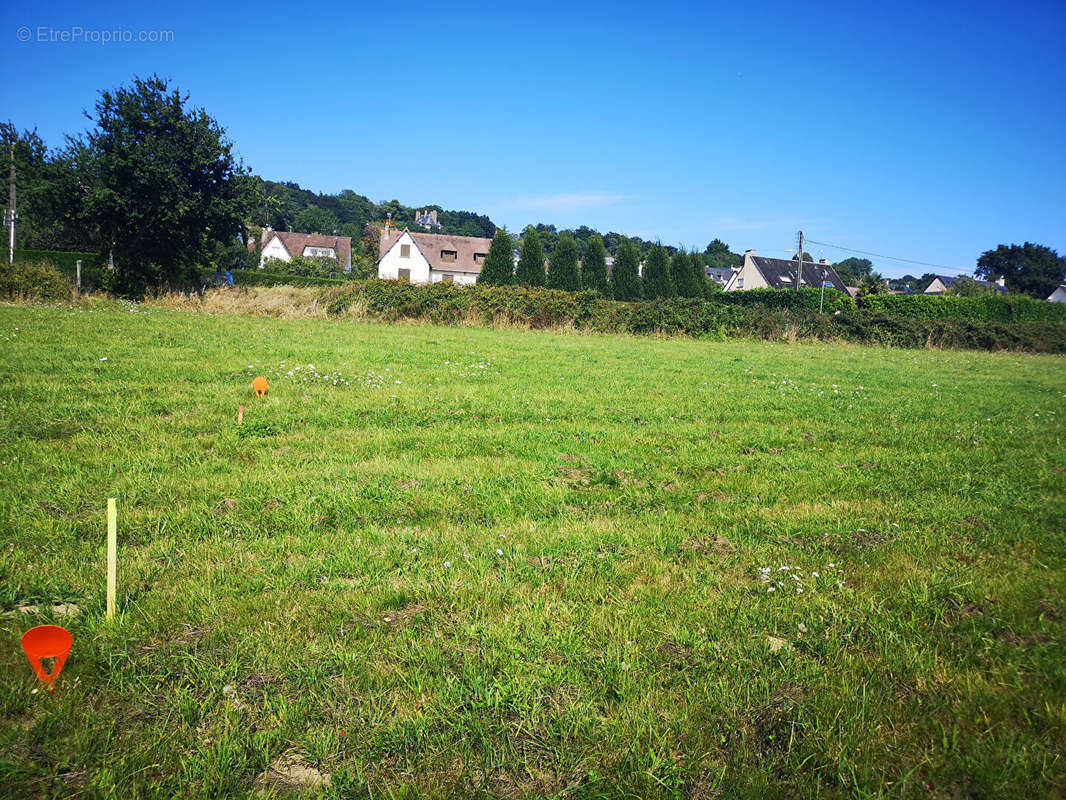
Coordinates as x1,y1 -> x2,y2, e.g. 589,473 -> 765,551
398,268 -> 411,281
441,274 -> 454,283
400,244 -> 411,258
737,279 -> 744,288
441,250 -> 457,263
473,252 -> 487,263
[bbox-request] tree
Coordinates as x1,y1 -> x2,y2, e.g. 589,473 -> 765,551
642,245 -> 675,299
81,75 -> 252,294
611,239 -> 641,300
704,238 -> 742,269
976,243 -> 1066,299
581,234 -> 609,294
857,271 -> 885,297
547,231 -> 580,291
669,250 -> 697,297
476,228 -> 514,285
690,251 -> 717,297
832,257 -> 873,287
293,204 -> 340,235
791,252 -> 814,262
515,227 -> 546,286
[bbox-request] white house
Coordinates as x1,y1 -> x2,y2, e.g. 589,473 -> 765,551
255,228 -> 352,270
377,227 -> 490,285
923,274 -> 1006,294
1048,285 -> 1066,303
724,250 -> 848,292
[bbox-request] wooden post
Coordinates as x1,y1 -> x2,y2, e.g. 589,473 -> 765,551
238,405 -> 244,425
106,498 -> 117,620
76,259 -> 82,294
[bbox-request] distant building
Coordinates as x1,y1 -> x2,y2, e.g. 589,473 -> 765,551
705,266 -> 738,288
1048,285 -> 1066,303
255,228 -> 352,270
724,251 -> 847,292
377,226 -> 489,285
414,209 -> 442,230
923,275 -> 1006,294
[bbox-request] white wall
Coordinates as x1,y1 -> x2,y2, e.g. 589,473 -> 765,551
260,236 -> 291,268
1049,287 -> 1066,303
378,231 -> 431,283
430,271 -> 477,286
726,254 -> 767,290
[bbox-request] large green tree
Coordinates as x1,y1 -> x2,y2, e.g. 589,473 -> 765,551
515,227 -> 546,286
976,243 -> 1066,298
547,231 -> 581,291
581,234 -> 609,295
642,245 -> 675,299
610,239 -> 641,300
832,257 -> 873,286
671,250 -> 700,297
81,75 -> 252,294
476,228 -> 514,285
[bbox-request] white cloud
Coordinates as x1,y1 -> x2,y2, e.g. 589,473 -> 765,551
505,191 -> 628,212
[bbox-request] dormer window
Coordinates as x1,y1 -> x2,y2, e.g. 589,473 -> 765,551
473,252 -> 487,263
441,250 -> 457,263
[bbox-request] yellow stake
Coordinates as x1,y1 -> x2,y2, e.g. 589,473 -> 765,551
106,498 -> 117,620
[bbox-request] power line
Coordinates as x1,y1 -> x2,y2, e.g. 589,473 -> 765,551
803,238 -> 967,274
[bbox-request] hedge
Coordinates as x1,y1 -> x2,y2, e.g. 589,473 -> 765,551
1,259 -> 73,300
216,269 -> 348,288
14,249 -> 105,289
861,292 -> 1066,323
317,281 -> 1066,353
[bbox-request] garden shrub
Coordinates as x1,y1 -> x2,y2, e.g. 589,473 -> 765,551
861,292 -> 1066,323
0,259 -> 73,300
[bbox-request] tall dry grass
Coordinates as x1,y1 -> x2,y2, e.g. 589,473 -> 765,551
148,286 -> 329,319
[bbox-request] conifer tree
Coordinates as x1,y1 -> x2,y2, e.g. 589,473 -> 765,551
671,250 -> 700,297
515,227 -> 546,286
547,231 -> 581,291
476,229 -> 514,285
582,234 -> 609,295
691,251 -> 717,297
642,245 -> 675,299
610,238 -> 642,301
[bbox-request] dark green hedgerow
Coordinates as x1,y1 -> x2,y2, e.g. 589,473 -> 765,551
318,281 -> 1066,353
861,292 -> 1066,323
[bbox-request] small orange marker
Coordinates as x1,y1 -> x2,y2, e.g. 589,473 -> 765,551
238,405 -> 244,424
22,625 -> 72,691
252,376 -> 268,397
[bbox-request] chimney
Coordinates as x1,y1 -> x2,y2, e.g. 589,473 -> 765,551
996,275 -> 1005,288
385,213 -> 391,237
819,258 -> 830,266
261,226 -> 271,244
744,249 -> 756,257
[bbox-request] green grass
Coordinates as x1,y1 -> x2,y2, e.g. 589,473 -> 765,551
1,299 -> 1064,799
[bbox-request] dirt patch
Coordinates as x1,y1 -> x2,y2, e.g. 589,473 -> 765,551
679,535 -> 734,556
380,603 -> 425,631
216,498 -> 238,513
2,603 -> 80,618
395,479 -> 420,490
254,751 -> 330,793
943,597 -> 985,625
556,466 -> 591,487
657,639 -> 694,667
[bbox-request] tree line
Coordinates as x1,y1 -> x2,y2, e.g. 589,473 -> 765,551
4,75 -> 1062,299
476,228 -> 721,300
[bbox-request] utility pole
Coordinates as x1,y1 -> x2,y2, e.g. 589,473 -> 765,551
6,145 -> 15,265
795,230 -> 804,293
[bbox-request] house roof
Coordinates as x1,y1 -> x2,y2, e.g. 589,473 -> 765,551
749,256 -> 848,292
379,229 -> 492,274
256,231 -> 352,267
925,275 -> 1006,294
705,266 -> 736,285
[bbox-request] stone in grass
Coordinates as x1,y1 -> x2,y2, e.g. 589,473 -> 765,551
254,751 -> 331,793
3,603 -> 80,618
766,635 -> 790,653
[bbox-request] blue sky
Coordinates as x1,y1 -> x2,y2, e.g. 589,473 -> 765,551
3,0 -> 1065,277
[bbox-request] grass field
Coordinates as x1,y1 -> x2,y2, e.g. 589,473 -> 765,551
1,299 -> 1064,799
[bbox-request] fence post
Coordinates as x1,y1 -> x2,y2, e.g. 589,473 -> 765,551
76,259 -> 82,294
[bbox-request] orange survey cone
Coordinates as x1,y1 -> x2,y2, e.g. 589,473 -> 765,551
252,376 -> 268,397
21,625 -> 72,691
